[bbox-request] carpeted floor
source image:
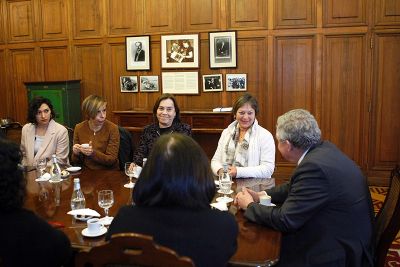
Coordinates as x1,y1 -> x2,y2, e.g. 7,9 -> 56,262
370,186 -> 400,267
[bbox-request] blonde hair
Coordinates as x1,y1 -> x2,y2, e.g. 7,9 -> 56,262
82,95 -> 107,119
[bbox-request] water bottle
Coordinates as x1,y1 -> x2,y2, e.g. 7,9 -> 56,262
219,163 -> 232,194
49,154 -> 62,182
70,178 -> 85,210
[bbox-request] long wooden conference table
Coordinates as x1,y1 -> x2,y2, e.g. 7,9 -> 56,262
23,168 -> 281,266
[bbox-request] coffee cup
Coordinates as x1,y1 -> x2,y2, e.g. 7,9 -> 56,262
87,218 -> 103,234
259,195 -> 272,206
81,143 -> 90,148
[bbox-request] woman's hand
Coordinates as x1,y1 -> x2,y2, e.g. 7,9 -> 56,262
228,165 -> 237,178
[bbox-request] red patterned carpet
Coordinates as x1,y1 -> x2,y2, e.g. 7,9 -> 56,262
370,186 -> 400,267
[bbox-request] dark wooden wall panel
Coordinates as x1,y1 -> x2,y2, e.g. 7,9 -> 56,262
39,0 -> 68,40
275,0 -> 316,29
74,45 -> 104,98
375,0 -> 400,26
108,0 -> 140,35
0,1 -> 5,44
183,0 -> 220,32
228,0 -> 267,29
7,0 -> 35,42
10,49 -> 38,121
323,0 -> 366,27
143,0 -> 179,33
369,33 -> 400,170
73,0 -> 103,38
42,46 -> 69,80
322,35 -> 366,164
0,50 -> 7,117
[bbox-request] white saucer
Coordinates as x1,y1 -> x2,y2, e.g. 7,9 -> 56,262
124,183 -> 135,189
48,178 -> 63,183
217,189 -> 233,194
74,215 -> 93,221
81,226 -> 107,237
66,166 -> 81,172
216,196 -> 233,203
35,177 -> 50,182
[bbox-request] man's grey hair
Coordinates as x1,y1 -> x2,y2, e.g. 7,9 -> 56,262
276,109 -> 321,150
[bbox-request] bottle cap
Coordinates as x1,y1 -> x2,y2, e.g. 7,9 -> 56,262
73,178 -> 80,183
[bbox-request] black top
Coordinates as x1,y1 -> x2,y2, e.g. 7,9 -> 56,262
106,205 -> 238,267
0,208 -> 72,267
132,122 -> 192,166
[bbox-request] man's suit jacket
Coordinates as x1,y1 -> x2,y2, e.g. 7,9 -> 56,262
244,141 -> 374,267
21,119 -> 69,166
134,49 -> 145,61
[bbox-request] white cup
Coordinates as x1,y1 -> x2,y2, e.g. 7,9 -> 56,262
81,143 -> 90,148
259,195 -> 272,206
87,218 -> 103,234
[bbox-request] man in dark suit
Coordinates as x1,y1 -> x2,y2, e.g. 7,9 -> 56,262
236,109 -> 374,267
134,41 -> 145,62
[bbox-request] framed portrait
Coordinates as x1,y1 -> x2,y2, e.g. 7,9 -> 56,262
140,76 -> 159,92
120,76 -> 138,92
126,36 -> 150,70
209,31 -> 237,69
161,34 -> 199,69
202,74 -> 223,92
226,74 -> 247,91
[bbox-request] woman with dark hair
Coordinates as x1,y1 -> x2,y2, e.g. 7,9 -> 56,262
20,96 -> 69,166
131,93 -> 191,166
107,133 -> 238,267
211,93 -> 275,187
0,138 -> 72,266
72,95 -> 120,170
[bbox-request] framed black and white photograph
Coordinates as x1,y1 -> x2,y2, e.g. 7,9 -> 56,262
120,76 -> 138,92
226,74 -> 246,91
202,74 -> 223,92
140,76 -> 159,92
209,31 -> 237,69
126,36 -> 150,70
161,34 -> 199,69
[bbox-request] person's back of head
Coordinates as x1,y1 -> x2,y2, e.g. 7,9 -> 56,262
133,133 -> 215,209
276,109 -> 321,150
0,138 -> 26,212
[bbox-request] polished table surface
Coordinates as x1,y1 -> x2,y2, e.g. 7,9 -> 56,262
24,168 -> 281,266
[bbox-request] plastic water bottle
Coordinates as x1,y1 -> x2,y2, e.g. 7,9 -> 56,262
70,178 -> 85,210
49,154 -> 62,182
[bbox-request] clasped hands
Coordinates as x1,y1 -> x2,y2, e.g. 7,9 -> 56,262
73,141 -> 93,156
234,187 -> 268,210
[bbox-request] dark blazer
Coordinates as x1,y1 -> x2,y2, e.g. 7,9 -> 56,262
106,205 -> 238,267
0,208 -> 72,267
244,141 -> 374,267
134,49 -> 145,61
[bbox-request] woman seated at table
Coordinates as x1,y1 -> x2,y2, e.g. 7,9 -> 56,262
107,133 -> 238,267
211,93 -> 275,187
0,138 -> 72,266
72,95 -> 120,170
20,96 -> 69,167
131,93 -> 191,166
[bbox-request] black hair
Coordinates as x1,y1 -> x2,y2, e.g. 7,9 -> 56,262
152,93 -> 181,123
133,133 -> 216,209
0,138 -> 26,212
27,96 -> 55,123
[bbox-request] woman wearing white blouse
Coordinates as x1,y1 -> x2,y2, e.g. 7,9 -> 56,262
20,97 -> 69,167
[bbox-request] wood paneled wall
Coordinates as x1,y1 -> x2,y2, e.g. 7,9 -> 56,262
0,0 -> 399,185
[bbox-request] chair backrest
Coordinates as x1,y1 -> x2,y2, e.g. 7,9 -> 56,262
65,126 -> 74,162
75,233 -> 195,267
5,122 -> 23,144
118,126 -> 134,170
374,165 -> 400,267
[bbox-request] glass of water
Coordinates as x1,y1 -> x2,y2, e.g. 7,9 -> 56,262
98,190 -> 114,225
216,170 -> 233,203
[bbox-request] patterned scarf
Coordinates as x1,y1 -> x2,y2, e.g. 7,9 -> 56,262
224,122 -> 251,167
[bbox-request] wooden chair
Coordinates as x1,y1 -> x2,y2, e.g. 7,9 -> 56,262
75,233 -> 195,267
374,165 -> 400,267
5,122 -> 23,144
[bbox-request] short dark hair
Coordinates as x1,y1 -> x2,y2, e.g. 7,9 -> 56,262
0,138 -> 26,212
152,93 -> 181,123
133,133 -> 216,209
27,96 -> 55,123
232,93 -> 259,116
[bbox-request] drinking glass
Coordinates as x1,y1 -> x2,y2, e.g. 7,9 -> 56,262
216,171 -> 233,203
36,158 -> 47,178
124,162 -> 135,189
98,190 -> 114,225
